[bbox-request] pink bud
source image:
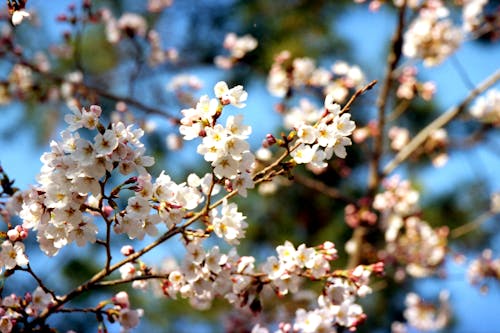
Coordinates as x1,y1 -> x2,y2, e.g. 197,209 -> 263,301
372,261 -> 385,275
102,205 -> 114,218
113,291 -> 130,308
265,134 -> 277,146
7,229 -> 19,242
121,245 -> 135,256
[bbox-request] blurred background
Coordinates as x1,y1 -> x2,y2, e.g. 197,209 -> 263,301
1,0 -> 500,332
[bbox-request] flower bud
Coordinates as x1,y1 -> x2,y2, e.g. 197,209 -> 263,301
121,245 -> 135,256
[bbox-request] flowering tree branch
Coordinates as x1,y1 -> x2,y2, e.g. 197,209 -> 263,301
383,68 -> 500,176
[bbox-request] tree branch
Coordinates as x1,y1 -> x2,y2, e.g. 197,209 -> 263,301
383,68 -> 500,176
367,1 -> 408,195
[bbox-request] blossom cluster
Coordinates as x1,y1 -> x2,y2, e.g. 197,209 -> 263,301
402,1 -> 462,66
392,291 -> 451,332
8,105 -> 157,256
467,249 -> 500,293
215,33 -> 258,69
111,291 -> 144,331
255,255 -> 383,332
290,94 -> 356,168
154,238 -> 381,332
373,176 -> 448,278
462,0 -> 489,33
267,51 -> 364,102
387,125 -> 448,167
100,9 -> 177,66
469,88 -> 500,125
2,1 -> 498,332
0,287 -> 54,332
179,81 -> 255,196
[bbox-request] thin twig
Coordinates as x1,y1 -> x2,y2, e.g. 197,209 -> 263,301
17,57 -> 180,122
450,54 -> 476,91
341,80 -> 378,114
95,273 -> 169,287
293,173 -> 355,204
21,264 -> 58,300
451,211 -> 495,239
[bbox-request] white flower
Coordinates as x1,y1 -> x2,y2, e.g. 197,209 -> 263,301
1,241 -> 29,269
11,9 -> 30,26
292,57 -> 316,86
31,287 -> 54,312
463,0 -> 488,32
331,136 -> 352,159
295,244 -> 316,269
223,33 -> 258,59
267,66 -> 289,97
403,6 -> 462,66
276,241 -> 297,269
251,324 -> 269,333
469,89 -> 500,124
231,172 -> 254,198
314,123 -> 334,147
212,155 -> 239,179
0,315 -> 13,333
126,196 -> 151,219
297,124 -> 317,144
334,113 -> 356,137
118,13 -> 147,37
94,130 -> 119,156
336,301 -> 363,327
119,263 -> 136,280
262,256 -> 285,280
291,144 -> 317,164
294,309 -> 323,333
214,81 -> 248,108
226,114 -> 252,138
118,307 -> 143,330
211,200 -> 247,244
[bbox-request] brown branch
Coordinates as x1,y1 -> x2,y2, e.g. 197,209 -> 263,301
349,1 -> 408,270
20,264 -> 58,301
293,173 -> 355,204
383,68 -> 500,176
368,1 -> 408,195
18,57 -> 180,123
341,80 -> 378,114
95,273 -> 170,287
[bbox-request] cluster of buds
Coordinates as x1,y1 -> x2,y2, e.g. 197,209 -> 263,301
344,197 -> 378,228
396,66 -> 436,101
